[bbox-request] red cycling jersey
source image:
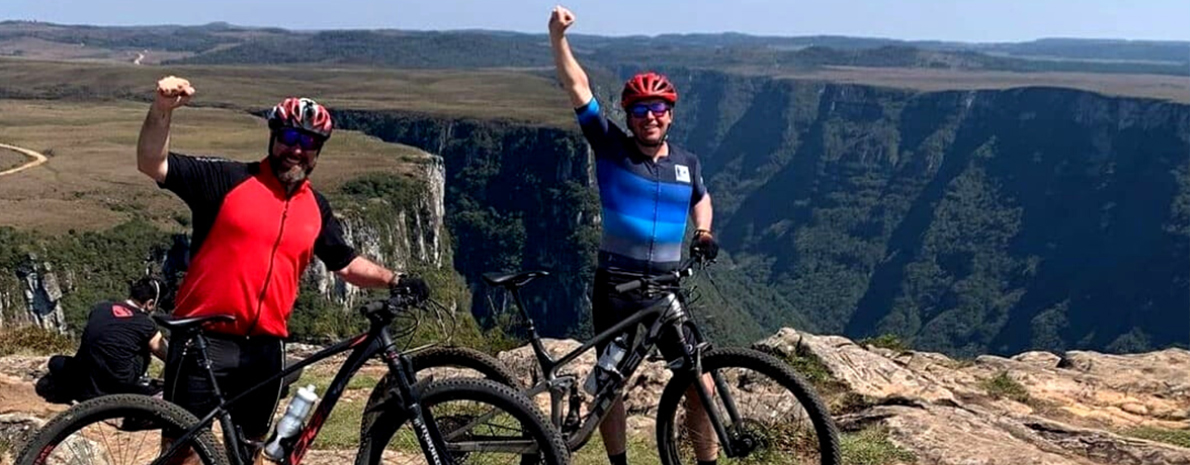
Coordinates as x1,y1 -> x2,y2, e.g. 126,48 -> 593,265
160,153 -> 356,337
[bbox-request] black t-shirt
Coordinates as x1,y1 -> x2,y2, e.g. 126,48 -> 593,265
75,301 -> 157,400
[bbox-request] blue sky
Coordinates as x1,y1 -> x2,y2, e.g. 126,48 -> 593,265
4,0 -> 1188,42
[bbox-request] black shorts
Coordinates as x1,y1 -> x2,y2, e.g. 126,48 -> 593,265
591,268 -> 697,362
163,333 -> 285,440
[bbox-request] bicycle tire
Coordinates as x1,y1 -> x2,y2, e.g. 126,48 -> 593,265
15,394 -> 228,465
409,346 -> 523,388
655,347 -> 841,465
356,377 -> 569,465
360,346 -> 522,437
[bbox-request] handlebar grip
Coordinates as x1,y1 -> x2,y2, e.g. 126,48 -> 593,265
360,300 -> 387,316
614,280 -> 642,293
655,272 -> 682,284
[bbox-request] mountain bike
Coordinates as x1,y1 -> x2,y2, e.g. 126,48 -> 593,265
372,259 -> 842,465
15,290 -> 570,465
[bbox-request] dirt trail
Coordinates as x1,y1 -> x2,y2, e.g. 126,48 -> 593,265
0,143 -> 48,177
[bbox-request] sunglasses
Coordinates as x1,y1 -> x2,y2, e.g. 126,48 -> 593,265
628,101 -> 672,118
275,128 -> 324,151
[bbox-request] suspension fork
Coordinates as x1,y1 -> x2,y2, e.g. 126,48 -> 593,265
686,321 -> 743,426
672,319 -> 738,457
376,329 -> 452,465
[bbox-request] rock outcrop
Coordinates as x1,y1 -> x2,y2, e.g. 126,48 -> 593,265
759,328 -> 1190,465
2,328 -> 1187,464
0,255 -> 68,334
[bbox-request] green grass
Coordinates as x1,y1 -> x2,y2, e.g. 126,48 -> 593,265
0,99 -> 425,234
761,344 -> 864,414
1121,426 -> 1190,449
282,370 -> 381,449
0,147 -> 26,172
770,347 -> 834,389
0,58 -> 575,127
573,434 -> 660,465
858,334 -> 911,353
0,325 -> 77,356
312,397 -> 367,449
148,357 -> 165,378
295,371 -> 381,396
979,371 -> 1030,404
840,427 -> 917,465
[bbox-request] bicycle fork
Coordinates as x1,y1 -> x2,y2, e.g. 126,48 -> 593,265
376,331 -> 452,465
674,324 -> 746,458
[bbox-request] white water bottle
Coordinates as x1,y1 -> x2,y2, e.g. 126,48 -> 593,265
263,384 -> 318,462
584,335 -> 627,395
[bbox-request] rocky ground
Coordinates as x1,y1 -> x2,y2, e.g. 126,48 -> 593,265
1,329 -> 1188,464
756,328 -> 1190,465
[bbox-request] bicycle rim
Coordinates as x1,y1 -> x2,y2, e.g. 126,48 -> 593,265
657,348 -> 841,465
15,394 -> 226,465
357,378 -> 568,465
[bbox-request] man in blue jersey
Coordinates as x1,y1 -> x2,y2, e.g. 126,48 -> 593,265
550,6 -> 720,465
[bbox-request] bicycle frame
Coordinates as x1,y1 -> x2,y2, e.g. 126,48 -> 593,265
502,272 -> 743,456
152,313 -> 450,465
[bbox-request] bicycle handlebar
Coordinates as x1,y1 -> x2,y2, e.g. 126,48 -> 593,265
613,261 -> 698,294
359,292 -> 425,319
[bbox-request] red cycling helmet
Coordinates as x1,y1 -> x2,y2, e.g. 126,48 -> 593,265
267,97 -> 333,139
621,72 -> 678,109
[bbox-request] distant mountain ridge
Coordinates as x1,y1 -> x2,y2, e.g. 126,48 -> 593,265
0,20 -> 1186,74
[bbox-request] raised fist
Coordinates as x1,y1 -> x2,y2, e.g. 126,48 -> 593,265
153,76 -> 195,112
549,5 -> 576,37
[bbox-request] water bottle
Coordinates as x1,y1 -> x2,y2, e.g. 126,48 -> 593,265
263,384 -> 319,462
584,335 -> 627,395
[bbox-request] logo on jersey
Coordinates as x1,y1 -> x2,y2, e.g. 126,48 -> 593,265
675,165 -> 691,183
111,305 -> 134,318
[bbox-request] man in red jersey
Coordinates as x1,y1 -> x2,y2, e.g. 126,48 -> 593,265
137,76 -> 428,462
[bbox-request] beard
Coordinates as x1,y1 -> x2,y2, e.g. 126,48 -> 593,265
270,151 -> 313,185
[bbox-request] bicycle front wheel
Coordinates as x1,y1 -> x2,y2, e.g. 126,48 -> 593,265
361,346 -> 523,438
14,394 -> 227,465
656,347 -> 841,465
356,377 -> 568,465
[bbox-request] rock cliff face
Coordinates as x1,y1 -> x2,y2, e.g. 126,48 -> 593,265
303,156 -> 449,310
335,75 -> 1190,356
0,155 -> 451,334
332,111 -> 599,338
0,255 -> 70,335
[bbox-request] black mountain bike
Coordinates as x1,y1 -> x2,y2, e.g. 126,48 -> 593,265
373,260 -> 842,465
15,292 -> 569,465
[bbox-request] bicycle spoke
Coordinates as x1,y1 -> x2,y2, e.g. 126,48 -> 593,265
17,395 -> 223,465
669,364 -> 827,465
365,379 -> 563,465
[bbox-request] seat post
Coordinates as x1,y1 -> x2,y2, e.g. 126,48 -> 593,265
191,333 -> 227,402
510,286 -> 553,367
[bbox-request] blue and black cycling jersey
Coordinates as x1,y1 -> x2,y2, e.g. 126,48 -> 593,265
575,98 -> 708,274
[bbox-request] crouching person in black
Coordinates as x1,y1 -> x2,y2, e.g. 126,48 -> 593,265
37,277 -> 169,404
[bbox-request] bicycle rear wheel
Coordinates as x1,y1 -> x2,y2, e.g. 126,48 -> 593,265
15,394 -> 227,465
356,377 -> 568,465
656,347 -> 841,465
